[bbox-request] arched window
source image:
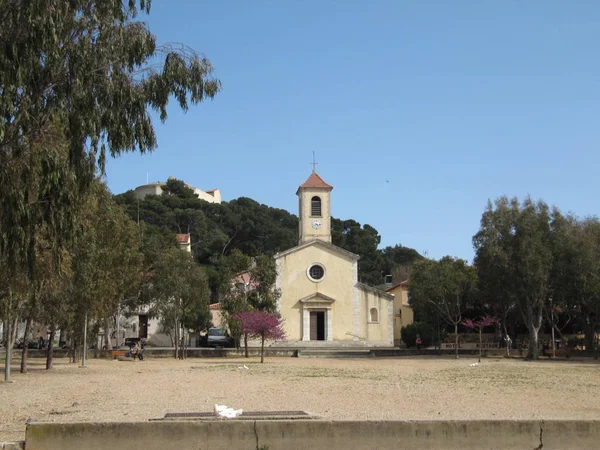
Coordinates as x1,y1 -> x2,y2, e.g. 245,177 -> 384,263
311,196 -> 322,216
370,308 -> 379,323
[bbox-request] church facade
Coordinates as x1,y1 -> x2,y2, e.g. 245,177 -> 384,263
274,171 -> 394,347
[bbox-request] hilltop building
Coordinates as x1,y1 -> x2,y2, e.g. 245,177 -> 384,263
133,178 -> 221,203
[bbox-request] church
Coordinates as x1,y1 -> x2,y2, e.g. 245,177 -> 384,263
274,170 -> 395,347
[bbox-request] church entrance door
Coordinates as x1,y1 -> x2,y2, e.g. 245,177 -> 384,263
310,311 -> 326,341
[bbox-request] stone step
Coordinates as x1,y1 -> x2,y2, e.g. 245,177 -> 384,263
298,349 -> 372,358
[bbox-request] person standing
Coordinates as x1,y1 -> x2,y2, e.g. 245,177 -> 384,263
416,334 -> 422,352
504,335 -> 512,357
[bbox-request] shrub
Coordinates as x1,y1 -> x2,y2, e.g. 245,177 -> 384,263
401,322 -> 434,348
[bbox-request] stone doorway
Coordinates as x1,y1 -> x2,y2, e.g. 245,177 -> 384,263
310,311 -> 326,341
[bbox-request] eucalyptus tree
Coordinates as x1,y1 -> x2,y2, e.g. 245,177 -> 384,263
150,247 -> 211,359
0,1 -> 221,346
68,181 -> 143,359
472,198 -> 520,339
217,250 -> 254,350
551,215 -> 600,353
473,197 -> 553,359
409,256 -> 477,359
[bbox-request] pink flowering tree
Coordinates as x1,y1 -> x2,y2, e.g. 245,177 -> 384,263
235,311 -> 285,363
461,315 -> 497,362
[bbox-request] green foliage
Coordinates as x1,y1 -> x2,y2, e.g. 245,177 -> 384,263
332,219 -> 382,284
115,181 -> 422,288
401,322 -> 434,348
0,116 -> 81,276
0,0 -> 220,273
215,250 -> 280,343
473,197 -> 553,359
549,215 -> 600,348
162,179 -> 199,199
149,247 -> 211,333
380,245 -> 423,277
409,256 -> 477,326
71,181 -> 143,319
409,256 -> 477,358
246,254 -> 280,313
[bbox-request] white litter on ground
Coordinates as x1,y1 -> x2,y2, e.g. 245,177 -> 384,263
214,404 -> 243,418
470,362 -> 479,367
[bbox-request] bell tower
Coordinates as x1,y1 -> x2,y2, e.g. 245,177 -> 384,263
297,168 -> 333,245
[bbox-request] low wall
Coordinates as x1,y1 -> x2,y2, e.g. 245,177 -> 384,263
0,442 -> 24,450
25,420 -> 600,450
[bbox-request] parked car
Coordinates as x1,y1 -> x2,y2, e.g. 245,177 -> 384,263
206,328 -> 233,348
14,339 -> 43,349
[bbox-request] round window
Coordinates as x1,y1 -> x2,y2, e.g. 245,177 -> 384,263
308,264 -> 325,281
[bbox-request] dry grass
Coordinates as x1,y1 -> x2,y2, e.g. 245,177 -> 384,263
1,354 -> 599,442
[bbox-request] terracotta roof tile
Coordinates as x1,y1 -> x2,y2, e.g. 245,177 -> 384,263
299,172 -> 333,189
176,233 -> 190,244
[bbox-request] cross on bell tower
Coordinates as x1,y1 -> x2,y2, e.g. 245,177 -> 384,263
311,151 -> 318,173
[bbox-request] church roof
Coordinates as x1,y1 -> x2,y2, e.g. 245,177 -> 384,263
385,280 -> 409,292
298,172 -> 333,190
274,239 -> 360,261
357,283 -> 395,301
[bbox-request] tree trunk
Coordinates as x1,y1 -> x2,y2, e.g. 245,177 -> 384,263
260,334 -> 265,363
436,315 -> 441,355
20,316 -> 33,373
104,318 -> 111,350
4,287 -> 15,381
71,338 -> 78,363
526,326 -> 540,359
46,324 -> 56,370
454,323 -> 459,359
583,317 -> 595,351
502,322 -> 510,357
244,333 -> 248,358
173,320 -> 179,359
525,303 -> 543,360
478,328 -> 482,363
180,331 -> 186,360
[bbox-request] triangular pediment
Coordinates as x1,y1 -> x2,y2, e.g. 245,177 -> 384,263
274,239 -> 360,261
299,292 -> 336,304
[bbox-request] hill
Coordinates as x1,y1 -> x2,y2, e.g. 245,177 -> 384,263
114,179 -> 422,287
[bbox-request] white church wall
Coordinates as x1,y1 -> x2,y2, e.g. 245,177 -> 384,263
357,286 -> 394,346
276,242 -> 356,342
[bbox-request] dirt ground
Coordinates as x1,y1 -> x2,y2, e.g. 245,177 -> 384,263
1,354 -> 600,442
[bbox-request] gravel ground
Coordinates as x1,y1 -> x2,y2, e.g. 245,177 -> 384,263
1,355 -> 600,442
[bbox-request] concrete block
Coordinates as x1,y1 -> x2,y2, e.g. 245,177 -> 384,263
25,420 -> 600,450
1,442 -> 25,450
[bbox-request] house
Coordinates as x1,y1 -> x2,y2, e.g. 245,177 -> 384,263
176,233 -> 191,253
209,303 -> 222,329
385,280 -> 415,345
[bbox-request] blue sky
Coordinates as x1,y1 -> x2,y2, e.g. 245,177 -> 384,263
105,1 -> 600,262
